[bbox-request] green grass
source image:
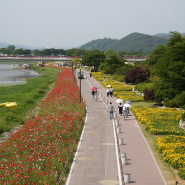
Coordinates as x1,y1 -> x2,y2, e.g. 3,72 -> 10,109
0,66 -> 63,134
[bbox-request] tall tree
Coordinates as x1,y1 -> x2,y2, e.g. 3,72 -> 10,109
81,49 -> 106,68
151,32 -> 185,100
99,56 -> 126,74
105,49 -> 118,57
7,45 -> 16,53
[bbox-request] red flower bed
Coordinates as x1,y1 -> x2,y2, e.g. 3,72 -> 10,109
0,67 -> 85,184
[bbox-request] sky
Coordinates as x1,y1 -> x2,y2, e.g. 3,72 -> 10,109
0,0 -> 185,49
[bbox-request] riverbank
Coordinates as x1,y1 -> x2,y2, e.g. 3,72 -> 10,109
0,66 -> 63,136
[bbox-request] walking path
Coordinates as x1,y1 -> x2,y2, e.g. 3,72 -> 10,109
67,69 -> 166,185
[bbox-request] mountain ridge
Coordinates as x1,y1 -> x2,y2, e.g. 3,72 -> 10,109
80,32 -> 169,53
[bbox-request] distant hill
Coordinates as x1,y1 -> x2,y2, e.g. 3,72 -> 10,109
154,32 -> 184,39
80,38 -> 117,51
80,32 -> 168,53
107,32 -> 168,53
153,33 -> 172,39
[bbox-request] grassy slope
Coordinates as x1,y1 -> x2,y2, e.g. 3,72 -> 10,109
0,66 -> 63,134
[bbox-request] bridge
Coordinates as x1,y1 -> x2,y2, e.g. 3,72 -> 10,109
0,56 -> 148,63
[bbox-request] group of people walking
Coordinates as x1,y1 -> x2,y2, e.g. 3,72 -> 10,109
118,103 -> 129,120
91,90 -> 98,101
106,87 -> 113,97
108,102 -> 129,120
91,86 -> 129,120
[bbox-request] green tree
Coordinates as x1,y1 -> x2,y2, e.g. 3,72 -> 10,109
81,49 -> 106,68
114,64 -> 134,75
151,32 -> 185,100
66,48 -> 87,56
99,56 -> 126,74
0,48 -> 11,55
105,49 -> 118,57
7,45 -> 15,53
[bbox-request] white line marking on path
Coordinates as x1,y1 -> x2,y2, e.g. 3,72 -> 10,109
65,106 -> 88,185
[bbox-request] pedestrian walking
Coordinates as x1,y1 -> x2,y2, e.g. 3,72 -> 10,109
92,90 -> 94,101
108,102 -> 114,119
123,105 -> 128,121
94,90 -> 98,101
126,107 -> 129,115
106,87 -> 110,97
118,103 -> 123,116
110,87 -> 114,97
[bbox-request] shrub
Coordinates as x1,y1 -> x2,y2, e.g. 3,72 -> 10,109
174,91 -> 185,107
124,67 -> 150,84
181,112 -> 185,121
135,82 -> 154,93
113,75 -> 125,82
178,168 -> 185,180
164,100 -> 178,107
144,88 -> 154,101
181,105 -> 185,110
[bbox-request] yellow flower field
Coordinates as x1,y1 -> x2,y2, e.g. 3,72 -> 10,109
131,106 -> 184,135
92,72 -> 143,102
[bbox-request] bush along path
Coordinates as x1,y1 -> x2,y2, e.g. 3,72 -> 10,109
0,67 -> 86,184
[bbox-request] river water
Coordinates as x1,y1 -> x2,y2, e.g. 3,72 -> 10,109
0,63 -> 38,84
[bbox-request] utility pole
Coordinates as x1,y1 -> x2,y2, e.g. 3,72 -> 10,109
72,61 -> 73,74
80,69 -> 81,103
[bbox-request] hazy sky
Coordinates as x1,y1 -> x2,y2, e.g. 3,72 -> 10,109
0,0 -> 184,49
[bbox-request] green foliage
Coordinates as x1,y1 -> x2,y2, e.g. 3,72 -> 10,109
7,45 -> 15,52
105,49 -> 118,57
113,75 -> 125,82
164,100 -> 178,108
14,48 -> 31,55
99,56 -> 125,74
178,168 -> 185,180
81,49 -> 105,67
33,48 -> 66,56
151,32 -> 185,100
66,48 -> 87,56
118,50 -> 147,57
80,38 -> 117,51
0,48 -> 11,55
174,91 -> 185,107
135,83 -> 154,93
114,64 -> 134,75
181,113 -> 185,121
79,33 -> 168,53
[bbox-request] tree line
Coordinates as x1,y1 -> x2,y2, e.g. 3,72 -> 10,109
0,45 -> 148,57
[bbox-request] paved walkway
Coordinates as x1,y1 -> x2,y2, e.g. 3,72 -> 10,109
67,69 -> 166,185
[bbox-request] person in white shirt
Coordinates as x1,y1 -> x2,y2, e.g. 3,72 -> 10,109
106,87 -> 110,97
123,105 -> 128,121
